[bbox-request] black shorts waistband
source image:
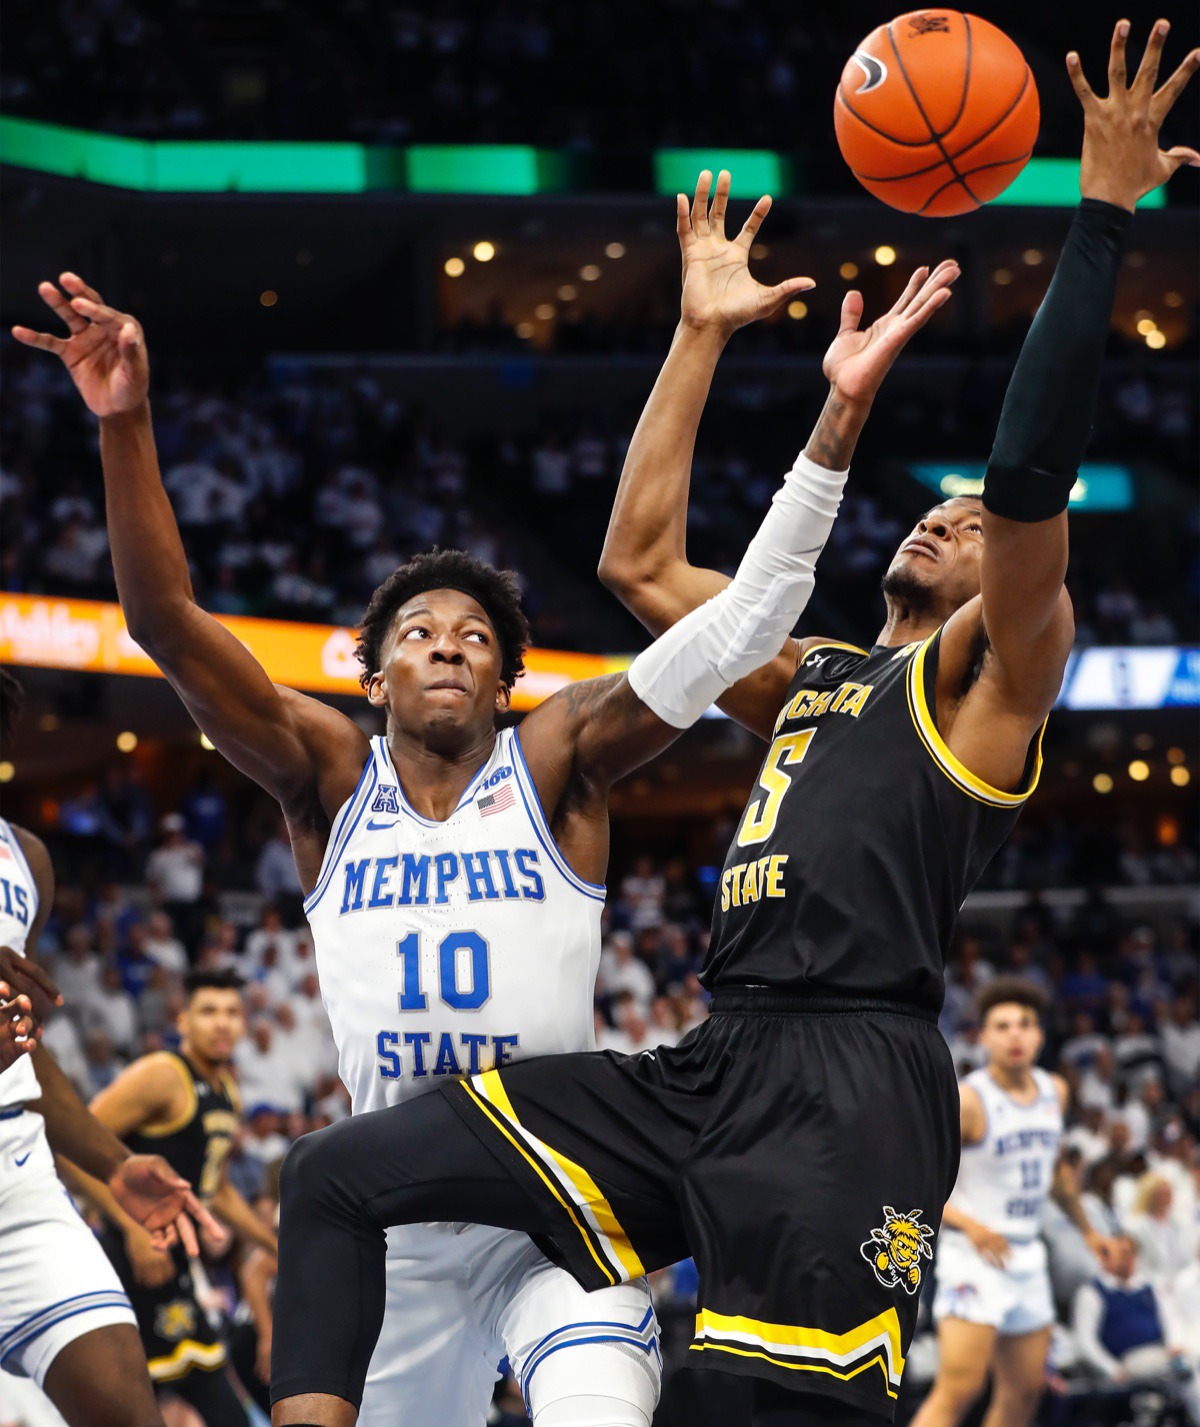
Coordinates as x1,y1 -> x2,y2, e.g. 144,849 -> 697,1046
708,989 -> 938,1024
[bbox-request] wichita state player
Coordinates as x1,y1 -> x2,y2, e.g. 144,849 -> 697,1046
914,980 -> 1117,1427
70,969 -> 276,1426
254,21 -> 1200,1427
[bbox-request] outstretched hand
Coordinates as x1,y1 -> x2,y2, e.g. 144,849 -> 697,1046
11,274 -> 149,417
678,170 -> 814,338
1068,18 -> 1200,211
0,984 -> 38,1071
109,1154 -> 222,1257
821,261 -> 959,407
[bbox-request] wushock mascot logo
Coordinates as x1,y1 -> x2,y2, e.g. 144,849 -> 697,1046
860,1206 -> 935,1295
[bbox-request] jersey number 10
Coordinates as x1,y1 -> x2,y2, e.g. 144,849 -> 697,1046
395,930 -> 491,1011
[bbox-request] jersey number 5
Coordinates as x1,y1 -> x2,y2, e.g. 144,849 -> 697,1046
736,730 -> 815,848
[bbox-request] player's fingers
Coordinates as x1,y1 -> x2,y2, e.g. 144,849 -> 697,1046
887,266 -> 929,318
1108,19 -> 1130,93
69,296 -> 127,327
37,280 -> 88,334
1152,49 -> 1200,122
838,289 -> 864,336
676,193 -> 692,245
691,170 -> 713,236
760,276 -> 814,318
897,286 -> 953,336
1065,51 -> 1095,107
59,272 -> 104,305
181,1188 -> 223,1241
0,954 -> 61,1006
10,327 -> 66,354
1132,18 -> 1169,94
907,263 -> 960,313
1163,145 -> 1200,172
735,194 -> 772,249
175,1212 -> 200,1259
709,169 -> 731,237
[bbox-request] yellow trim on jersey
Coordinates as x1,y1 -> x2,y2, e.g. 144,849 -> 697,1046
907,635 -> 1044,807
800,640 -> 869,659
219,1070 -> 242,1114
691,1306 -> 904,1398
461,1079 -> 618,1287
137,1053 -> 198,1138
473,1071 -> 645,1281
147,1338 -> 227,1382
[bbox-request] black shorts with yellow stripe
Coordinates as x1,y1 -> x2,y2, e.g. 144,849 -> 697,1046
100,1230 -> 227,1384
442,990 -> 959,1420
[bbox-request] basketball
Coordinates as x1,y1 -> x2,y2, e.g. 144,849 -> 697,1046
834,10 -> 1040,216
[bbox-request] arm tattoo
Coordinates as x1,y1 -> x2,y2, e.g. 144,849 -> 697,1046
803,388 -> 865,471
561,672 -> 625,721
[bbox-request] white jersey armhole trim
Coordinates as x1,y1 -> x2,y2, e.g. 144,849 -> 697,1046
302,752 -> 379,915
510,729 -> 606,901
0,819 -> 39,921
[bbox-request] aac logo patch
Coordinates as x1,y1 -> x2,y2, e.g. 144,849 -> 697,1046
860,1205 -> 935,1295
372,784 -> 400,815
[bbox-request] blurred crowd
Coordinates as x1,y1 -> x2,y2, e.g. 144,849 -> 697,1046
3,342 -> 1196,651
4,0 -> 1193,165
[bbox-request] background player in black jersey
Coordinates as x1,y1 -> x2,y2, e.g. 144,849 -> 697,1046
0,669 -> 222,1427
67,968 -> 277,1427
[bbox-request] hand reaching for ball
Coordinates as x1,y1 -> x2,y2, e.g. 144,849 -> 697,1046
677,170 -> 814,339
1068,18 -> 1200,212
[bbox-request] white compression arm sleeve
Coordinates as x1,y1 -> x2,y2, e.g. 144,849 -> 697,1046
627,452 -> 847,729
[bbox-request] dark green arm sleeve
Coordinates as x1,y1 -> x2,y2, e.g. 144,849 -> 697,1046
983,199 -> 1133,523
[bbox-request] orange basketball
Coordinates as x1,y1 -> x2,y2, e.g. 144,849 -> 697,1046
834,10 -> 1039,217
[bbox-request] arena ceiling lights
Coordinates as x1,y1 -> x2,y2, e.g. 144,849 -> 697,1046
0,116 -> 1164,207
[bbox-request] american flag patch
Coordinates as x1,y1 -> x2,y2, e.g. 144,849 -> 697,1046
478,784 -> 516,818
0,842 -> 12,861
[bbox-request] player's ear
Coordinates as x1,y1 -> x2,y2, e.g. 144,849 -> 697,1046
366,670 -> 388,707
495,682 -> 511,714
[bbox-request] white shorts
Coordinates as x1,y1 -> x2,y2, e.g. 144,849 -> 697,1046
932,1230 -> 1055,1337
359,1223 -> 661,1427
0,1110 -> 135,1388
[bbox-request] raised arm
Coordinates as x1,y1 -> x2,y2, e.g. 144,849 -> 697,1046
11,283 -> 366,883
964,21 -> 1198,730
600,169 -> 957,737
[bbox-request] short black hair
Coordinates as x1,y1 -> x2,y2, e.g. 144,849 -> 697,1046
0,669 -> 24,744
184,967 -> 245,1001
976,976 -> 1048,1024
355,549 -> 529,690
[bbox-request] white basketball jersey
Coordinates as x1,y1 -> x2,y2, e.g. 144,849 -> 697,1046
306,729 -> 605,1116
949,1067 -> 1063,1241
0,817 -> 41,1108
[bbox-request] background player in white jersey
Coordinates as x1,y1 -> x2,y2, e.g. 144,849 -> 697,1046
0,669 -> 218,1427
914,979 -> 1119,1427
9,194 -> 919,1421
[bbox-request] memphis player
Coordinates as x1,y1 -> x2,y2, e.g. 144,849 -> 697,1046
12,206 -> 878,1420
0,670 -> 216,1427
913,979 -> 1118,1427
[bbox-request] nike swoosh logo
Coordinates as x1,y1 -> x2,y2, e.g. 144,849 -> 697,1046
14,1153 -> 30,1166
851,51 -> 887,93
366,818 -> 399,831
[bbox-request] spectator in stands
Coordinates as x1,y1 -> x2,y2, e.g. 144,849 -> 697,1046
255,816 -> 304,925
619,854 -> 666,932
1127,1173 -> 1187,1284
1162,995 -> 1200,1097
597,929 -> 655,1014
83,963 -> 138,1057
182,768 -> 229,850
145,811 -> 205,954
82,1028 -> 121,1098
142,909 -> 188,973
1072,1235 -> 1197,1416
54,921 -> 101,1011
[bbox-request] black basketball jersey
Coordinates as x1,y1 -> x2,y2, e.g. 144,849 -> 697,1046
126,1051 -> 242,1203
703,627 -> 1044,1011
